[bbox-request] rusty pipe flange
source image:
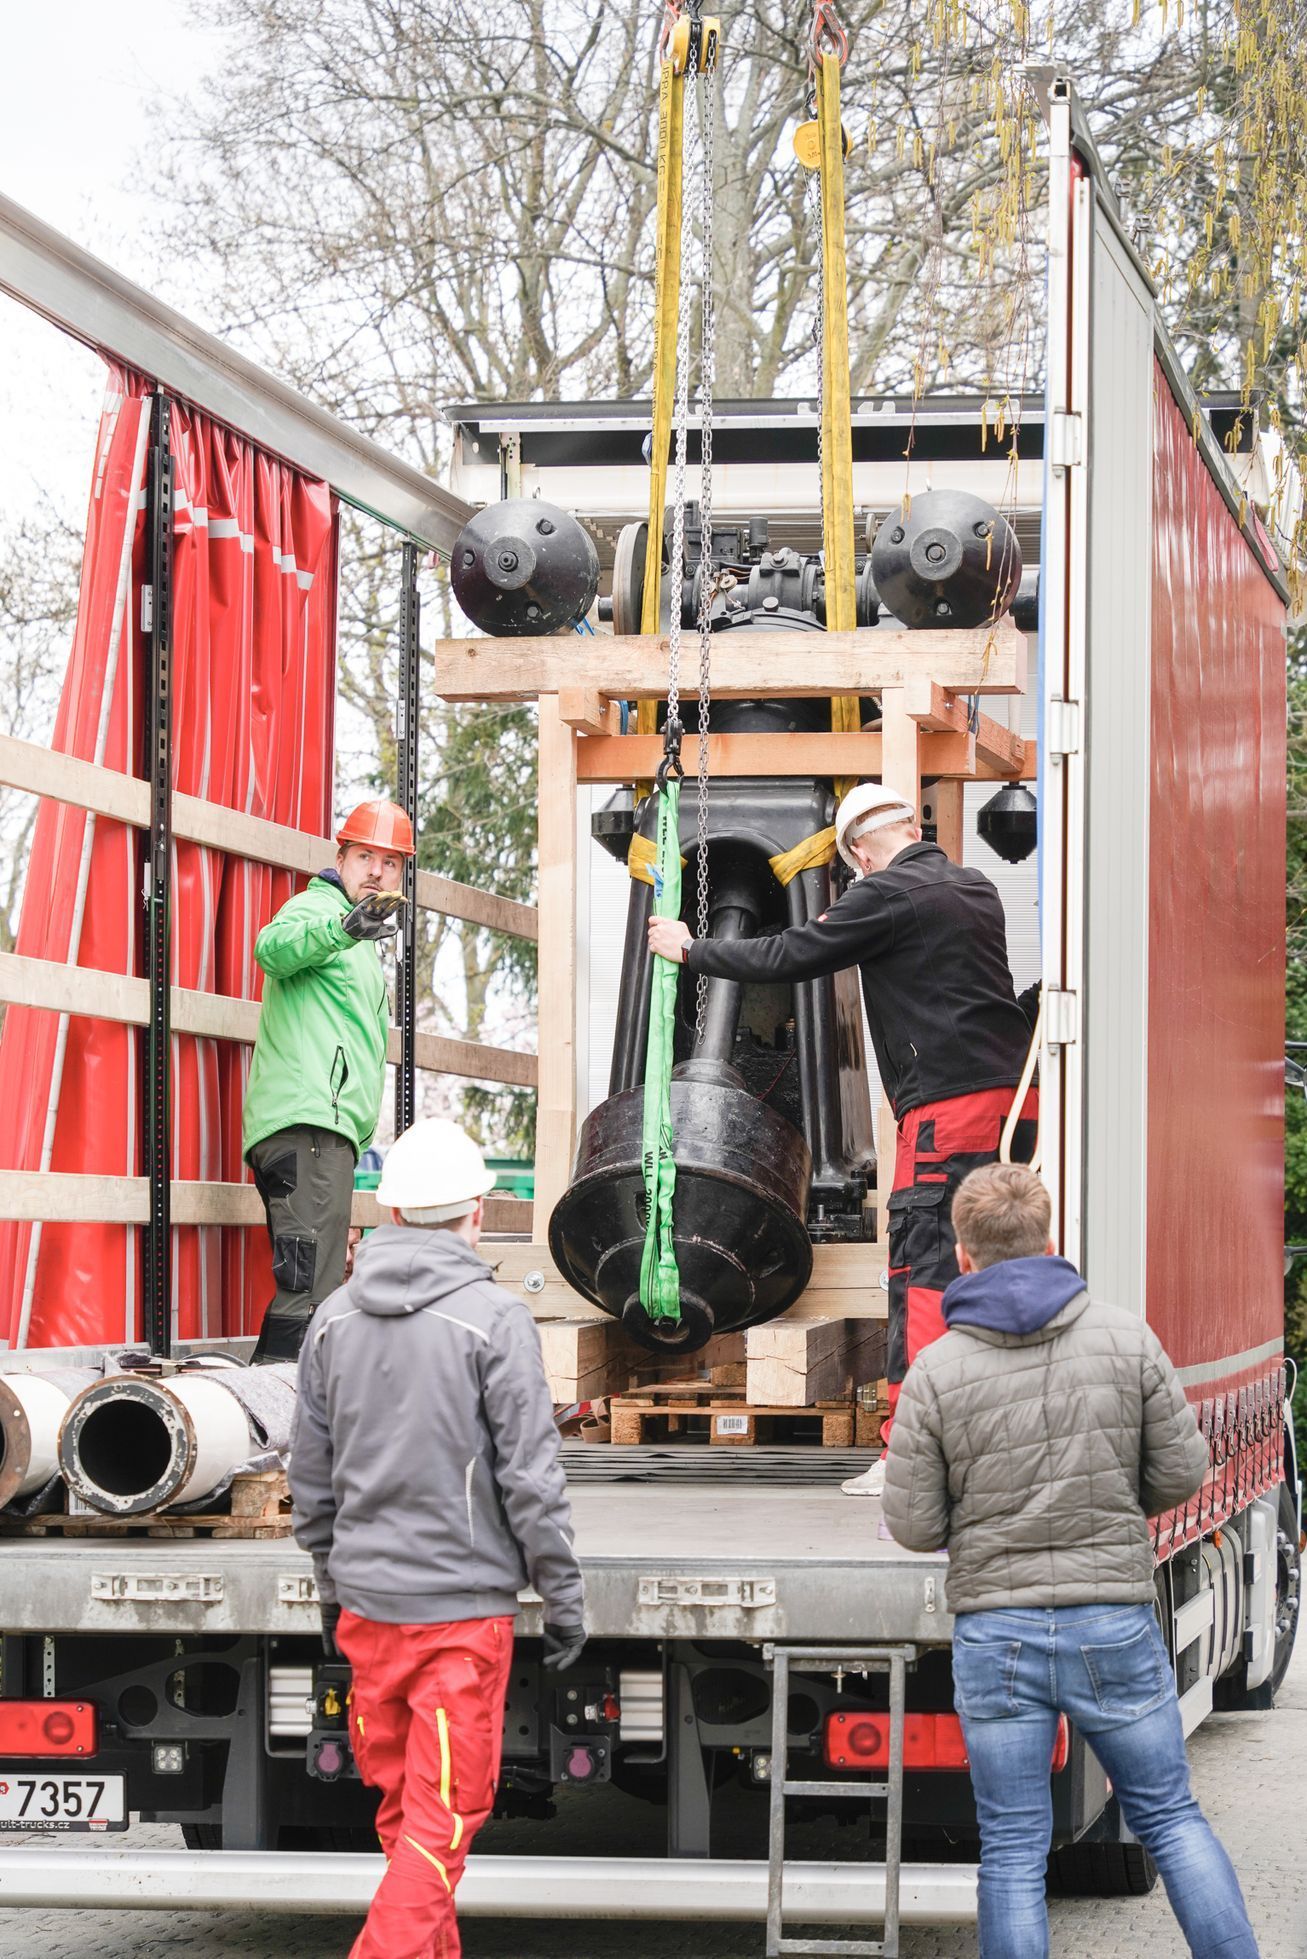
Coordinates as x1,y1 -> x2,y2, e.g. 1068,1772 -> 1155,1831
58,1377 -> 200,1517
0,1371 -> 96,1509
0,1390 -> 35,1510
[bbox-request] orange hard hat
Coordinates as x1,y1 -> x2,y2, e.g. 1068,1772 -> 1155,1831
335,799 -> 416,857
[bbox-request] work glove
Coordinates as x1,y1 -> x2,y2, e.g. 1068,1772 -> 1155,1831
320,1599 -> 342,1661
342,891 -> 405,941
542,1622 -> 587,1673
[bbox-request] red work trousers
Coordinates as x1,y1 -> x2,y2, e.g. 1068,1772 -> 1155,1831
338,1610 -> 515,1959
880,1085 -> 1038,1445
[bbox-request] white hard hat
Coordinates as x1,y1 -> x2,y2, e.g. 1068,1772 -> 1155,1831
375,1117 -> 497,1224
834,782 -> 917,870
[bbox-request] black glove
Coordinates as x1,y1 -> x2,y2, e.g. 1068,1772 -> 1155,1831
542,1622 -> 586,1673
342,892 -> 404,941
320,1600 -> 342,1660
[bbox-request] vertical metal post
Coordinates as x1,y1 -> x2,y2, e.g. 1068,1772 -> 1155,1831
142,393 -> 174,1357
884,1650 -> 906,1957
766,1645 -> 790,1959
394,541 -> 421,1137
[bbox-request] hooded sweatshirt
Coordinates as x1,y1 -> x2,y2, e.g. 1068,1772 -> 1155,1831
289,1223 -> 584,1625
881,1254 -> 1209,1614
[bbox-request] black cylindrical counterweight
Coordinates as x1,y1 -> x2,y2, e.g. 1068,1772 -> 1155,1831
451,499 -> 599,636
870,488 -> 1022,629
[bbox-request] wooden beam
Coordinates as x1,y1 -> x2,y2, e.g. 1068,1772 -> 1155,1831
557,689 -> 622,737
902,678 -> 1027,778
435,623 -> 1029,702
574,729 -> 975,785
745,1317 -> 888,1407
924,780 -> 966,864
533,698 -> 578,1240
0,1173 -> 534,1234
877,687 -> 923,818
0,732 -> 537,943
0,952 -> 536,1087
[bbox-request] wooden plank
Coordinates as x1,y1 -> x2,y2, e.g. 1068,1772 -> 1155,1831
533,698 -> 578,1239
434,624 -> 1029,702
536,1316 -> 636,1401
0,1175 -> 529,1235
0,733 -> 537,943
488,1241 -> 890,1319
877,687 -> 923,816
902,678 -> 1026,778
574,729 -> 974,785
745,1318 -> 889,1407
925,780 -> 966,864
0,953 -> 535,1087
558,689 -> 622,736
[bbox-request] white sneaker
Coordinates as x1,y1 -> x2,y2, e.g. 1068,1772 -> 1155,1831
840,1455 -> 886,1497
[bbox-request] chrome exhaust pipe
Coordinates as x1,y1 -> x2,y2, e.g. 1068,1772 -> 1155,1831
58,1364 -> 296,1516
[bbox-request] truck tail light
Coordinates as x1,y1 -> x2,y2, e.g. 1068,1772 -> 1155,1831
0,1700 -> 97,1758
824,1710 -> 1070,1774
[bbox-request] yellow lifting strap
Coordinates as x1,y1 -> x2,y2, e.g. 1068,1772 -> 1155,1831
815,48 -> 860,797
768,825 -> 838,887
637,21 -> 692,741
628,830 -> 687,885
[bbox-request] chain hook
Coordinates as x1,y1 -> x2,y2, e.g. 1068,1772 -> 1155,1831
656,716 -> 685,787
808,0 -> 849,73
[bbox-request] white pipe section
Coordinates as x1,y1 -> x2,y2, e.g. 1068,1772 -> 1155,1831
0,1850 -> 979,1922
59,1372 -> 258,1515
163,1375 -> 256,1505
0,1372 -> 89,1505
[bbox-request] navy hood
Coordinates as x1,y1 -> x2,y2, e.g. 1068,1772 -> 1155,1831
943,1254 -> 1086,1336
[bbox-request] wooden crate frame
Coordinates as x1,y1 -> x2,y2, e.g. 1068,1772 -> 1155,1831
434,617 -> 1033,1294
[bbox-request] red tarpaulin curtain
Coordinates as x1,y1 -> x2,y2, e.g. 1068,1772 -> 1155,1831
0,366 -> 338,1348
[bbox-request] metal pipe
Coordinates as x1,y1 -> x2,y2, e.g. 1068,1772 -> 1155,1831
0,1849 -> 979,1921
0,1370 -> 96,1507
692,903 -> 751,1066
58,1363 -> 296,1516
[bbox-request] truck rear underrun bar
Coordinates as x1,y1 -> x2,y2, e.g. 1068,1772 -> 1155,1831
0,1849 -> 979,1922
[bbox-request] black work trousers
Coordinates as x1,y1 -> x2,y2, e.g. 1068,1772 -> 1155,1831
248,1124 -> 355,1334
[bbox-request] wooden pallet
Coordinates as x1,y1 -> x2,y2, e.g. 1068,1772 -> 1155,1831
608,1382 -> 874,1448
0,1469 -> 291,1539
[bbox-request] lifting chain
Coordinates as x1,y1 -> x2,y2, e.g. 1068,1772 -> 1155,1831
692,18 -> 718,1043
656,0 -> 719,1041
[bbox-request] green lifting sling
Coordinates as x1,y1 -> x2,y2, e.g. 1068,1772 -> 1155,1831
637,771 -> 683,1325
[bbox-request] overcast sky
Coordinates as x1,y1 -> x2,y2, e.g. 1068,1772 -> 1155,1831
0,1 -> 229,519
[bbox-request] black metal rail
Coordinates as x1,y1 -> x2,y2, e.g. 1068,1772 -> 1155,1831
394,540 -> 421,1135
142,393 -> 174,1357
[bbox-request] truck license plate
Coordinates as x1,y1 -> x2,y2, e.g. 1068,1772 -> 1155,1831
0,1772 -> 126,1831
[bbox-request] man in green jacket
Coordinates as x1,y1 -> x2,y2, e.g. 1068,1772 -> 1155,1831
243,799 -> 414,1363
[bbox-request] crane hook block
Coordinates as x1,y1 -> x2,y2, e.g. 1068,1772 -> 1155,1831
669,13 -> 720,75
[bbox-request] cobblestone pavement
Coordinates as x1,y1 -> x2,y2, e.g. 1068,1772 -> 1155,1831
0,1633 -> 1302,1959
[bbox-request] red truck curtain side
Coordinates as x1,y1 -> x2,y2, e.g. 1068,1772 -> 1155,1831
0,368 -> 338,1348
1147,367 -> 1287,1385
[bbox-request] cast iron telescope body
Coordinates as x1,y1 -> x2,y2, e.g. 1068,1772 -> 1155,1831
450,490 -> 1023,1355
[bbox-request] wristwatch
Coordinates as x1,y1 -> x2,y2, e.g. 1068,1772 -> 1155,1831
681,938 -> 694,964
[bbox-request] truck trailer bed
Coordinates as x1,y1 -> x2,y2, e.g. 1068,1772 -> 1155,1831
0,1458 -> 949,1643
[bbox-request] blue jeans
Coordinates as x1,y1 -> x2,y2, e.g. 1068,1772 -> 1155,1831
952,1604 -> 1258,1959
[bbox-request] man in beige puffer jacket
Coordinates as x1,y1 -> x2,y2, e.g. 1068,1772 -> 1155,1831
883,1163 -> 1257,1959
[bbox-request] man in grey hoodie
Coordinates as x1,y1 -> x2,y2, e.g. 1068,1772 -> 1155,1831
883,1163 -> 1257,1959
289,1116 -> 584,1959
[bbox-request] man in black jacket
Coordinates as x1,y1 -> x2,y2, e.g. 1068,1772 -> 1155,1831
648,782 -> 1035,1493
